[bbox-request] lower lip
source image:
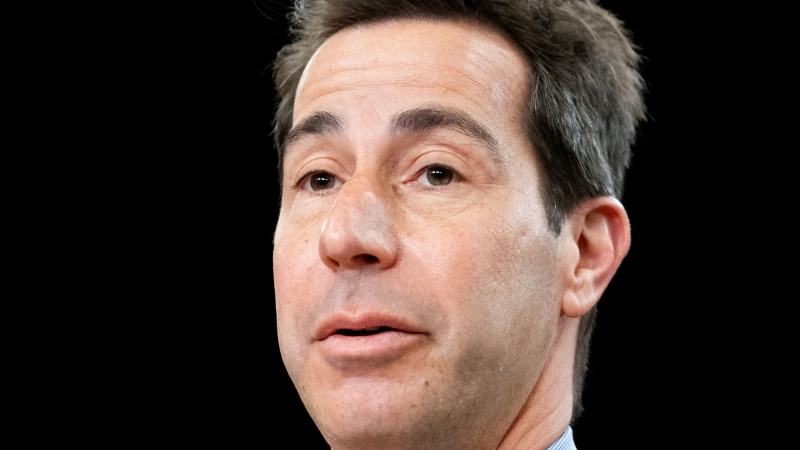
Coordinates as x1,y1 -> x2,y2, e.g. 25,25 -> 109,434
315,330 -> 427,368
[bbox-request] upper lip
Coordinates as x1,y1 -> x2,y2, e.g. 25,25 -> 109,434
313,312 -> 424,342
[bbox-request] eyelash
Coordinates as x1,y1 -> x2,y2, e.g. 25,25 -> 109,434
293,170 -> 316,190
291,164 -> 463,191
415,163 -> 461,187
292,170 -> 338,192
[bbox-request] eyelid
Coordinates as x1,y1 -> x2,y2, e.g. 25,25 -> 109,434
293,169 -> 343,192
292,163 -> 462,190
414,163 -> 462,186
294,170 -> 329,190
292,170 -> 315,190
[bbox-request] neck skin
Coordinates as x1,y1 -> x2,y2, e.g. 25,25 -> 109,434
496,316 -> 578,450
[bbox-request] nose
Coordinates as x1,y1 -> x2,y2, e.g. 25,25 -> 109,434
318,177 -> 399,271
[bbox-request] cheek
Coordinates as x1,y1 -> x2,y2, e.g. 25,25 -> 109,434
273,223 -> 308,314
467,236 -> 560,402
408,212 -> 543,322
437,201 -> 560,356
273,218 -> 323,369
405,219 -> 560,418
273,206 -> 324,292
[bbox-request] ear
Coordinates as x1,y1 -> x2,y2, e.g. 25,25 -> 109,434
561,196 -> 631,318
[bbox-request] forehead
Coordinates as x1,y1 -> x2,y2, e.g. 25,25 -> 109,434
293,19 -> 530,128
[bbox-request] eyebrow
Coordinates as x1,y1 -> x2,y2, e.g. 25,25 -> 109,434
390,105 -> 499,155
283,105 -> 500,161
284,111 -> 345,150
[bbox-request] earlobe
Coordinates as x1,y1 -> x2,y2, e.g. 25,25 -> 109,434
561,196 -> 631,318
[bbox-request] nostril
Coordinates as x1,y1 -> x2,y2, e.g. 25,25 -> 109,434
353,254 -> 379,264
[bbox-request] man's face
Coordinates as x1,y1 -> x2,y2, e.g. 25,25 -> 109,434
274,20 -> 568,449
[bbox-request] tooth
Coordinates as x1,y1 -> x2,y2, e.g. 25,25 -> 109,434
364,327 -> 380,331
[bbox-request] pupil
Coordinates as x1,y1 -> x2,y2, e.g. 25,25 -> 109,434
310,174 -> 333,191
427,167 -> 453,186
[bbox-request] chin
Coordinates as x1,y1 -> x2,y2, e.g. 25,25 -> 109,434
306,376 -> 435,449
304,373 -> 504,450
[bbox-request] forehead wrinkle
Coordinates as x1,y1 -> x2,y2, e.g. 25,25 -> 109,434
301,61 -> 496,105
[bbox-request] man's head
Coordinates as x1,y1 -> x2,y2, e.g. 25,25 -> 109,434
271,1 -> 645,448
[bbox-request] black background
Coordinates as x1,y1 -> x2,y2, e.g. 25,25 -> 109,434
104,0 -> 723,448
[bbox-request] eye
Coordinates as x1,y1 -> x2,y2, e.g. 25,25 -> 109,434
299,171 -> 342,191
418,165 -> 457,186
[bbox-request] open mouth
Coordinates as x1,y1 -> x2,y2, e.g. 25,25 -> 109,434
335,326 -> 396,337
313,314 -> 422,343
314,318 -> 424,363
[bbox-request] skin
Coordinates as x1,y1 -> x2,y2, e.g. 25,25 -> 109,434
273,19 -> 630,450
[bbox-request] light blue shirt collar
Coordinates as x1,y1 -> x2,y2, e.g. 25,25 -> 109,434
546,426 -> 577,450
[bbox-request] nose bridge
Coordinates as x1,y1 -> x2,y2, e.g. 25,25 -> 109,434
319,174 -> 398,270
